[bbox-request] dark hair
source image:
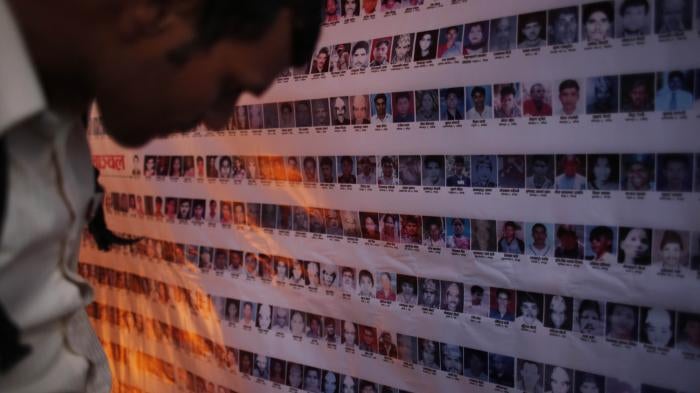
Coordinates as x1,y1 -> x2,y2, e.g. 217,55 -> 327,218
471,285 -> 484,295
617,227 -> 651,265
499,84 -> 516,98
444,87 -> 461,100
577,300 -> 601,319
352,40 -> 370,55
423,155 -> 443,168
380,156 -> 394,166
169,0 -> 323,67
358,269 -> 374,285
303,156 -> 316,168
583,2 -> 614,24
219,156 -> 232,168
531,223 -> 547,234
319,156 -> 333,167
668,70 -> 685,83
619,0 -> 649,15
395,91 -> 412,102
589,226 -> 613,243
375,39 -> 390,49
374,94 -> 388,105
471,86 -> 486,97
340,156 -> 353,165
559,79 -> 580,93
503,221 -> 519,231
660,230 -> 684,251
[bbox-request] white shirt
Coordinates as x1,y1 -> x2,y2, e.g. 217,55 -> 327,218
371,113 -> 392,124
466,106 -> 493,120
0,2 -> 110,391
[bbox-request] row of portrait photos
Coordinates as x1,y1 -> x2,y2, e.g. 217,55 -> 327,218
138,153 -> 700,193
317,0 -> 700,57
106,194 -> 700,272
86,69 -> 700,137
82,261 -> 696,393
80,237 -> 700,354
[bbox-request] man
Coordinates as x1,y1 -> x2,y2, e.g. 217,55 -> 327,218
518,12 -> 546,48
587,76 -> 618,114
495,84 -> 522,118
371,94 -> 392,124
622,76 -> 654,112
517,360 -> 543,393
295,100 -> 312,127
441,344 -> 462,374
350,41 -> 370,69
304,367 -> 322,393
617,0 -> 651,37
311,98 -> 331,126
442,88 -> 464,120
319,157 -> 336,183
377,156 -> 397,185
363,0 -> 378,14
310,47 -> 329,73
369,39 -> 390,67
178,199 -> 192,220
555,155 -> 586,190
422,156 -> 445,187
356,156 -> 376,184
351,95 -> 371,125
464,285 -> 487,316
655,0 -> 691,34
337,156 -> 357,184
437,26 -> 463,58
548,7 -> 579,45
396,275 -> 418,304
441,282 -> 462,312
393,92 -> 415,122
526,155 -> 554,189
576,299 -> 604,336
555,225 -> 584,259
528,223 -> 553,257
498,221 -> 524,254
446,156 -> 470,187
419,279 -> 440,308
331,97 -> 350,125
191,200 -> 205,222
322,371 -> 338,393
378,331 -> 397,358
325,0 -> 339,23
677,313 -> 700,353
515,292 -> 543,328
587,226 -> 616,263
342,321 -> 358,349
358,326 -> 378,353
464,350 -> 488,380
490,354 -> 514,387
466,86 -> 492,119
622,154 -> 654,191
658,153 -> 691,191
490,288 -> 514,321
557,80 -> 581,116
655,71 -> 694,111
524,83 -> 552,116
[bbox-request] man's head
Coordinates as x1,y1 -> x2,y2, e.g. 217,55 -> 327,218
374,94 -> 387,117
499,85 -> 516,113
333,97 -> 347,122
620,0 -> 650,33
372,40 -> 389,63
351,41 -> 369,68
26,1 -> 323,146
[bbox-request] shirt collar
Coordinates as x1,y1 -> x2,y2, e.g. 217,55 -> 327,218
0,0 -> 46,135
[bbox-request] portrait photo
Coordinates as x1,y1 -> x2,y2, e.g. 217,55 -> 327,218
656,70 -> 695,111
587,154 -> 620,190
440,87 -> 465,121
437,25 -> 464,59
375,272 -> 397,301
471,155 -> 497,187
555,154 -> 587,190
398,155 -> 421,186
392,91 -> 415,122
330,97 -> 350,125
466,85 -> 493,120
525,222 -> 555,257
621,153 -> 656,191
248,104 -> 263,129
421,155 -> 445,187
493,83 -> 522,118
545,365 -> 573,393
586,75 -> 619,114
548,6 -> 580,45
490,16 -> 518,51
652,229 -> 690,271
350,40 -> 370,70
490,287 -> 516,321
340,210 -> 361,238
655,0 -> 693,34
526,154 -> 555,189
585,225 -> 618,263
463,348 -> 489,381
371,93 -> 392,124
656,153 -> 694,192
311,98 -> 331,127
616,0 -> 652,37
606,302 -> 639,342
379,213 -> 400,243
515,291 -> 544,328
463,20 -> 490,55
370,37 -> 392,67
440,281 -> 464,312
573,298 -> 605,336
356,156 -> 377,185
294,100 -> 313,128
278,102 -> 296,128
422,216 -> 445,247
617,227 -> 652,266
575,372 -> 605,393
498,155 -> 525,188
640,307 -> 675,347
400,215 -> 423,244
337,155 -> 357,184
351,95 -> 371,125
554,224 -> 585,260
415,89 -> 440,122
471,219 -> 497,251
522,81 -> 553,117
390,33 -> 414,65
359,212 -> 381,240
396,274 -> 418,305
446,217 -> 471,250
413,29 -> 439,61
310,47 -> 330,74
417,338 -> 441,370
396,333 -> 418,363
263,103 -> 279,129
330,43 -> 351,72
544,295 -> 574,330
319,156 -> 337,183
676,312 -> 700,353
489,353 -> 515,387
620,73 -> 656,112
583,1 -> 615,43
518,11 -> 547,48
